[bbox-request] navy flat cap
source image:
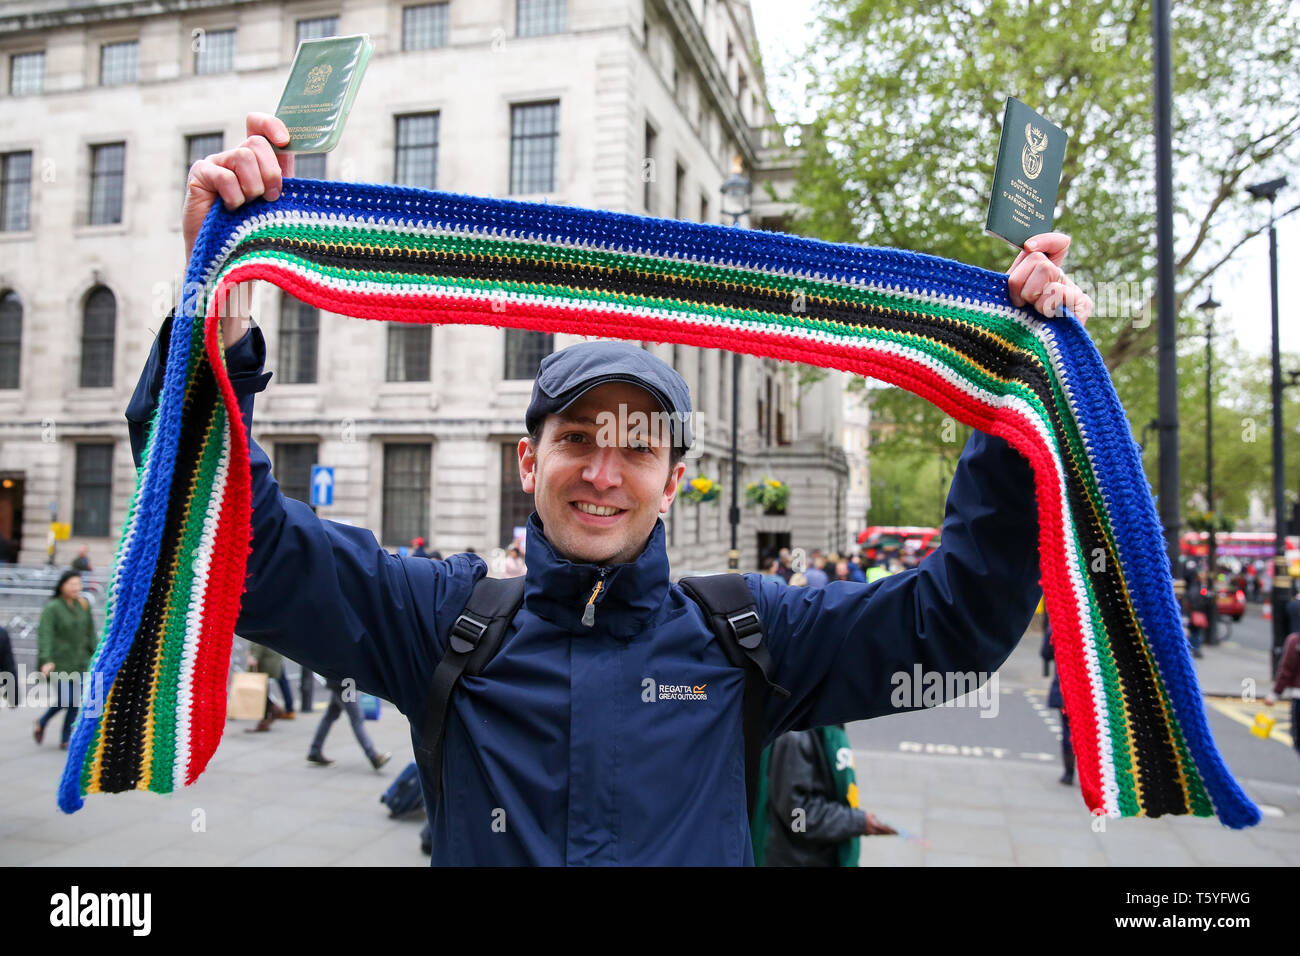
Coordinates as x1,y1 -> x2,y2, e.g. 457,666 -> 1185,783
525,341 -> 694,448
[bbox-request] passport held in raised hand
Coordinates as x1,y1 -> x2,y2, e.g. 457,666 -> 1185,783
985,96 -> 1067,249
275,33 -> 372,154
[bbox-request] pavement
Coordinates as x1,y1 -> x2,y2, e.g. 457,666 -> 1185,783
2,696 -> 430,867
1,613 -> 1296,867
848,612 -> 1300,866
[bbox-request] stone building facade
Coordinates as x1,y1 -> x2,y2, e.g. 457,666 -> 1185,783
0,0 -> 849,574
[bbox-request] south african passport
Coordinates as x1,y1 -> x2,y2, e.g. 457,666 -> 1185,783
275,33 -> 372,154
984,96 -> 1067,249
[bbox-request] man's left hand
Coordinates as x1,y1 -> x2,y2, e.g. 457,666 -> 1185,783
1007,232 -> 1092,326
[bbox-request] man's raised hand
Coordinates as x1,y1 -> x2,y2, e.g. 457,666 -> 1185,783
182,113 -> 294,348
1006,232 -> 1093,326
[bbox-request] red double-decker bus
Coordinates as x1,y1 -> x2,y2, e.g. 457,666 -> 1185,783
857,526 -> 941,562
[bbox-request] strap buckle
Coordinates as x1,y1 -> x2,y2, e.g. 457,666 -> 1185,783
726,609 -> 763,650
449,612 -> 489,654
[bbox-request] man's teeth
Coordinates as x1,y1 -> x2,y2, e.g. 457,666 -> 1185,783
575,502 -> 620,516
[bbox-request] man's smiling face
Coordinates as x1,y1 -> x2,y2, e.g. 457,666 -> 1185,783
518,382 -> 686,566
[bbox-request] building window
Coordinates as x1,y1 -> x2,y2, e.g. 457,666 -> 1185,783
184,133 -> 223,190
294,152 -> 327,180
382,443 -> 430,546
394,113 -> 439,189
278,296 -> 319,384
386,324 -> 432,381
674,162 -> 686,219
99,41 -> 138,86
296,17 -> 340,44
80,286 -> 115,388
274,442 -> 319,505
89,142 -> 126,226
0,290 -> 21,389
699,192 -> 710,224
509,101 -> 559,195
193,28 -> 236,74
73,444 -> 113,537
516,0 -> 566,37
1,151 -> 32,231
402,3 -> 449,50
498,444 -> 532,548
643,122 -> 657,213
9,51 -> 44,95
504,329 -> 552,381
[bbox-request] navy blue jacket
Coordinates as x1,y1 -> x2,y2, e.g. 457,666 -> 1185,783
128,313 -> 1042,865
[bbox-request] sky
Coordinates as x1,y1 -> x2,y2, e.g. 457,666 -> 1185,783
745,0 -> 1297,363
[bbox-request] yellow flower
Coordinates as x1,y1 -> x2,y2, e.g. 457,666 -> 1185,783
766,478 -> 782,488
690,477 -> 714,494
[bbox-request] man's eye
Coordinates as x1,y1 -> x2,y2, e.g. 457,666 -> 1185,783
563,432 -> 587,444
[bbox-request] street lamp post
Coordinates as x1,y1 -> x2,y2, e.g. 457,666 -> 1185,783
720,162 -> 752,572
1197,290 -> 1220,645
1246,175 -> 1288,675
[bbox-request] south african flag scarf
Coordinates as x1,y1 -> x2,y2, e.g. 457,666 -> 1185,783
58,177 -> 1260,829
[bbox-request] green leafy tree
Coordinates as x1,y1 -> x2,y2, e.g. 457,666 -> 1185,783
782,0 -> 1300,522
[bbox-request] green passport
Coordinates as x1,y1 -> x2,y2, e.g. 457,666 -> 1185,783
985,96 -> 1067,249
275,34 -> 373,154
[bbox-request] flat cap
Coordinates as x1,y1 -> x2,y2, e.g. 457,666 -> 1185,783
525,340 -> 693,449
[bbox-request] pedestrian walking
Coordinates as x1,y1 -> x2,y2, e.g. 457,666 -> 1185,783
244,642 -> 286,732
70,545 -> 92,572
34,570 -> 97,750
276,668 -> 296,720
1040,615 -> 1074,786
1185,571 -> 1210,659
307,679 -> 392,770
503,546 -> 526,578
1264,631 -> 1300,765
804,552 -> 829,588
0,623 -> 16,707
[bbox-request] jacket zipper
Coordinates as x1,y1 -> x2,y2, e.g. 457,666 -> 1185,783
581,569 -> 608,628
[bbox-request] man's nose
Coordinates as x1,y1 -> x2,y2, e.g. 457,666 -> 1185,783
582,444 -> 623,490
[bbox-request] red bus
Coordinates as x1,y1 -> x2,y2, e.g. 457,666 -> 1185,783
1180,531 -> 1300,561
857,526 -> 941,561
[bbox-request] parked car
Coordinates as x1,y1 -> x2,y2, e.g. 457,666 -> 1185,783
1216,588 -> 1245,621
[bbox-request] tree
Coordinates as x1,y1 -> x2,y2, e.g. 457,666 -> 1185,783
783,0 -> 1300,522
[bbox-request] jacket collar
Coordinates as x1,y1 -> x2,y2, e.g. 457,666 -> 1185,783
522,512 -> 670,640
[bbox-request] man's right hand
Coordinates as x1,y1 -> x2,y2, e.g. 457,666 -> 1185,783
183,112 -> 295,349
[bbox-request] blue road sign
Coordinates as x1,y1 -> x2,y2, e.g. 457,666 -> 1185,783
310,465 -> 334,506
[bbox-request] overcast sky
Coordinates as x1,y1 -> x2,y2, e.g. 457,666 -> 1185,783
746,0 -> 1297,363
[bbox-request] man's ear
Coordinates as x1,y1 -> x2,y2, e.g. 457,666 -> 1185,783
518,436 -> 537,494
660,459 -> 687,514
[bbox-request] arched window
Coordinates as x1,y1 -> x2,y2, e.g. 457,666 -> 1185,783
0,290 -> 21,389
80,286 -> 115,388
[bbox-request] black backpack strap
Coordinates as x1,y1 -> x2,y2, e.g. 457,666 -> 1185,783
416,574 -> 526,796
679,573 -> 790,820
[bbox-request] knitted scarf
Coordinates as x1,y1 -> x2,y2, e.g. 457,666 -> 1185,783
58,177 -> 1260,829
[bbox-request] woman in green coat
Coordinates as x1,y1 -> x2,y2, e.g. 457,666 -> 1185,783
34,570 -> 97,749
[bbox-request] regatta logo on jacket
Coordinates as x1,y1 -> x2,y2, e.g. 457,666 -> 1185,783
641,677 -> 708,701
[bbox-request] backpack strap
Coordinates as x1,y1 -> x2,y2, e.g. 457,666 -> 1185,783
416,574 -> 526,796
678,573 -> 790,820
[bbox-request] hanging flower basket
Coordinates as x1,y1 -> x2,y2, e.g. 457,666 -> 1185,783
682,474 -> 721,504
745,476 -> 788,514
